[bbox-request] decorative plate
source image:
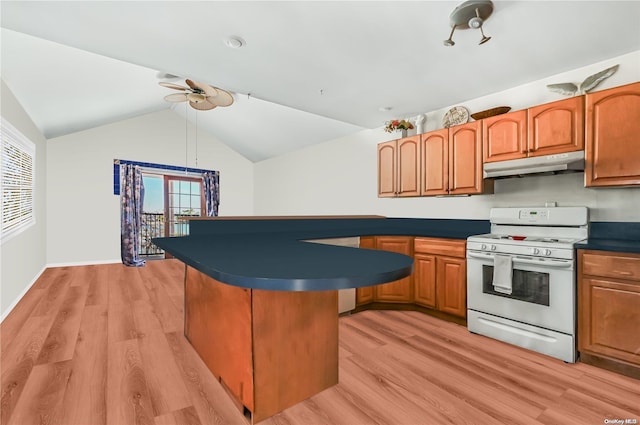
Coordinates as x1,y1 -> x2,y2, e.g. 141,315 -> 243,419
442,106 -> 469,128
470,106 -> 511,121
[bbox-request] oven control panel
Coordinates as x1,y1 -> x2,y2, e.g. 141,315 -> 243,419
519,209 -> 549,221
467,240 -> 575,260
489,206 -> 588,226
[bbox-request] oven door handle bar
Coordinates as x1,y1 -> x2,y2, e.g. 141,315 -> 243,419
467,252 -> 574,268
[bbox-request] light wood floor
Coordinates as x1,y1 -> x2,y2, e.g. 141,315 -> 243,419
1,260 -> 638,425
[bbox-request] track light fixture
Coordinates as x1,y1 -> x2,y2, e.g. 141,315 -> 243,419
443,0 -> 494,47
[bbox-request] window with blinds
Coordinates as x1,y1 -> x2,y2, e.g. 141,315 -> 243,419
1,117 -> 36,243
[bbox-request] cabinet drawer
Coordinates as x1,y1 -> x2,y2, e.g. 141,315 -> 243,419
414,237 -> 465,258
581,251 -> 640,282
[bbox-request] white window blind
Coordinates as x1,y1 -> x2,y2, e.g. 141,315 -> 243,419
1,117 -> 36,243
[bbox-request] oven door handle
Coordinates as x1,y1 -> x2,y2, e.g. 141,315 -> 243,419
512,257 -> 573,268
467,252 -> 573,268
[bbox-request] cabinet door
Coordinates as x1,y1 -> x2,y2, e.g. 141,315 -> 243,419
528,96 -> 584,157
420,129 -> 448,196
414,253 -> 436,308
585,82 -> 640,187
449,121 -> 484,195
377,141 -> 396,197
374,236 -> 413,303
397,136 -> 421,197
482,110 -> 527,163
436,257 -> 466,318
578,277 -> 640,365
356,236 -> 376,305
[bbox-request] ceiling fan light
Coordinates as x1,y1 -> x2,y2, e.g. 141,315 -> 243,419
468,16 -> 483,29
187,93 -> 206,103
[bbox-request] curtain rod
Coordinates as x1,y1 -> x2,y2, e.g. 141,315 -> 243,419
114,159 -> 218,175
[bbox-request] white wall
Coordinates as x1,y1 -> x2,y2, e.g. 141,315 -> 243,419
1,80 -> 48,318
46,109 -> 254,265
254,51 -> 640,222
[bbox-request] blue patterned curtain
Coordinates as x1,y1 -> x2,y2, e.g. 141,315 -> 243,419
120,164 -> 146,267
203,171 -> 220,217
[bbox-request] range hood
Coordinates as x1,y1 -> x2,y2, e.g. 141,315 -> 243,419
483,150 -> 585,179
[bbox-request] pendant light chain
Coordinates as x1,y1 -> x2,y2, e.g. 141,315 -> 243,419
184,102 -> 188,174
195,110 -> 199,168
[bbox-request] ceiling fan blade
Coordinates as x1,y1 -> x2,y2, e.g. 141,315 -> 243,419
190,100 -> 216,111
164,93 -> 188,102
159,82 -> 188,91
199,84 -> 219,98
185,79 -> 198,90
208,88 -> 234,107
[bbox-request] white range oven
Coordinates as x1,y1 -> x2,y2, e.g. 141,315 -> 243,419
466,207 -> 588,363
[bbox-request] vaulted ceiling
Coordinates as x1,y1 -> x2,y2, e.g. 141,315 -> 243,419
2,1 -> 639,161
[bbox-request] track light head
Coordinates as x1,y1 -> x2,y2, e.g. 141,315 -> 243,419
443,25 -> 457,46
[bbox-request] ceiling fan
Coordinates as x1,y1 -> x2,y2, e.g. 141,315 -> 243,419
160,79 -> 234,111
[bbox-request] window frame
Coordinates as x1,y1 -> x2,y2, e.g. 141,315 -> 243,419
1,117 -> 36,244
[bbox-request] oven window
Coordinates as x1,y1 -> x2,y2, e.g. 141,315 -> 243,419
481,265 -> 550,306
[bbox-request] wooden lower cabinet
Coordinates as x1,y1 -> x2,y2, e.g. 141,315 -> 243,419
578,250 -> 640,378
357,236 -> 467,320
414,237 -> 467,318
185,266 -> 339,422
373,236 -> 413,302
414,253 -> 436,307
356,236 -> 376,305
435,256 -> 466,318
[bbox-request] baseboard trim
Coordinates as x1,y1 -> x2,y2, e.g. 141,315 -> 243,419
46,259 -> 121,268
0,265 -> 47,323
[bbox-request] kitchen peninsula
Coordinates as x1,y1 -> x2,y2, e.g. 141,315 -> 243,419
152,215 -> 487,422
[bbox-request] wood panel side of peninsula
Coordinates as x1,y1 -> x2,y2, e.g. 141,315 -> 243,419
184,266 -> 339,423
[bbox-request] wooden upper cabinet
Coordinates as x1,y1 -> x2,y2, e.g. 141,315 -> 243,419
585,82 -> 640,187
377,136 -> 420,197
419,123 -> 490,196
483,97 -> 584,163
421,129 -> 448,196
397,136 -> 421,197
374,236 -> 413,303
449,121 -> 484,195
528,96 -> 584,157
377,141 -> 396,197
482,110 -> 527,163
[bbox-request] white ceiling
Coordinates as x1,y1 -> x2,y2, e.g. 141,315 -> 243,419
2,1 -> 639,162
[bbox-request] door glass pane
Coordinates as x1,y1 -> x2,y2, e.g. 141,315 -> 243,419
140,175 -> 165,256
166,177 -> 202,237
481,265 -> 550,306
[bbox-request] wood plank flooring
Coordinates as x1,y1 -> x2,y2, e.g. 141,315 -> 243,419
1,260 -> 638,425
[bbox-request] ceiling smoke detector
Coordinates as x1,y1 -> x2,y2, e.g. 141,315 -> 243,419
443,0 -> 494,47
224,36 -> 245,49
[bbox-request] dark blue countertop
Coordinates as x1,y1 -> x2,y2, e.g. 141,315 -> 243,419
153,217 -> 490,291
576,221 -> 640,254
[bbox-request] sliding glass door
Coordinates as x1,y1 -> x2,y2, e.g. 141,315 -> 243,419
140,173 -> 204,258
